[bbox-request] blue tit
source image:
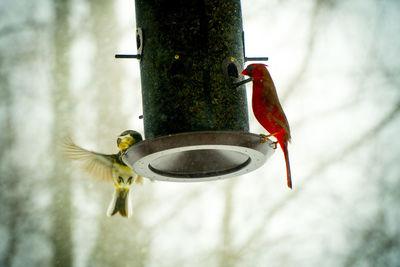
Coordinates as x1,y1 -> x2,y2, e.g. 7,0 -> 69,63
63,130 -> 143,218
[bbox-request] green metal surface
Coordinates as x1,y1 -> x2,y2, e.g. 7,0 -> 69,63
135,0 -> 249,138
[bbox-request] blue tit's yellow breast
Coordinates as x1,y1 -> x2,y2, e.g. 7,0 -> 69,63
113,162 -> 132,172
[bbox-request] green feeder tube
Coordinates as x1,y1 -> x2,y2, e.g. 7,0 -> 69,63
123,0 -> 274,181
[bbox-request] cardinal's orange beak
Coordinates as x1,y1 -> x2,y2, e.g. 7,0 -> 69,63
240,68 -> 249,76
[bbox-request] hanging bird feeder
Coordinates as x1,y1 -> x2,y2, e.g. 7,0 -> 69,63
117,0 -> 274,181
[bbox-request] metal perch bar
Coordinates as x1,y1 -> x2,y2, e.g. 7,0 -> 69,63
115,54 -> 141,59
245,57 -> 269,61
234,77 -> 253,88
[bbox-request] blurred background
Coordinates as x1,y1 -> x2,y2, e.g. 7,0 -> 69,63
1,0 -> 399,266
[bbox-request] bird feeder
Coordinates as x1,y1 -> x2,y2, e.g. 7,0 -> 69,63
119,0 -> 274,181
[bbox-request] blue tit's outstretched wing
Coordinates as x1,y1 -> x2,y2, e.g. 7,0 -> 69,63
62,138 -> 117,182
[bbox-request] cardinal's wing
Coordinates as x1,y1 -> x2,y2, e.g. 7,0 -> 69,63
261,79 -> 291,141
62,138 -> 116,182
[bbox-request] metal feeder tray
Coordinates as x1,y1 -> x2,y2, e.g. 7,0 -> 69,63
123,131 -> 275,182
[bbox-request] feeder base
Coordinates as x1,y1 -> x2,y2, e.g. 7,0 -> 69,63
122,131 -> 275,182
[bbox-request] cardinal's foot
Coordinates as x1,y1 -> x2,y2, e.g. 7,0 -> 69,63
259,134 -> 268,143
259,133 -> 278,143
272,141 -> 278,149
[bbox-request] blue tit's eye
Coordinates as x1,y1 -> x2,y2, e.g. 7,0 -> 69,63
118,176 -> 124,183
127,177 -> 133,184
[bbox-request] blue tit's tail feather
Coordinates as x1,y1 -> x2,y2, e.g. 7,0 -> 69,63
106,188 -> 132,218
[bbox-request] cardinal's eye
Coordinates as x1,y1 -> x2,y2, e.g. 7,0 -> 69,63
247,66 -> 254,76
118,176 -> 124,183
127,177 -> 133,184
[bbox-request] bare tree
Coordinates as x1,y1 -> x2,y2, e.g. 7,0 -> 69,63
83,0 -> 152,266
217,180 -> 237,267
50,0 -> 73,265
0,58 -> 19,267
0,14 -> 51,266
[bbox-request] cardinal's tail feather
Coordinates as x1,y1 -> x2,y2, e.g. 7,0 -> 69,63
106,187 -> 132,218
281,141 -> 292,189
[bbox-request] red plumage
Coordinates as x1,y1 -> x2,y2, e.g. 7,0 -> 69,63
241,64 -> 292,189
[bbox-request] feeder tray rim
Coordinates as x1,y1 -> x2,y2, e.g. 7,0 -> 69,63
122,130 -> 274,182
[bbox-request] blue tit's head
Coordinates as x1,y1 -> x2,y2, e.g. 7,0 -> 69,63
117,130 -> 143,152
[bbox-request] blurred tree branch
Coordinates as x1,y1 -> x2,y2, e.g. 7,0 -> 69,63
217,179 -> 237,267
147,187 -> 204,231
0,20 -> 46,38
281,0 -> 332,102
0,11 -> 40,267
237,100 -> 400,256
343,201 -> 400,267
50,0 -> 74,266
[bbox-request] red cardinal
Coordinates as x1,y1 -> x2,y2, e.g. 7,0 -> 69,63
241,64 -> 292,189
